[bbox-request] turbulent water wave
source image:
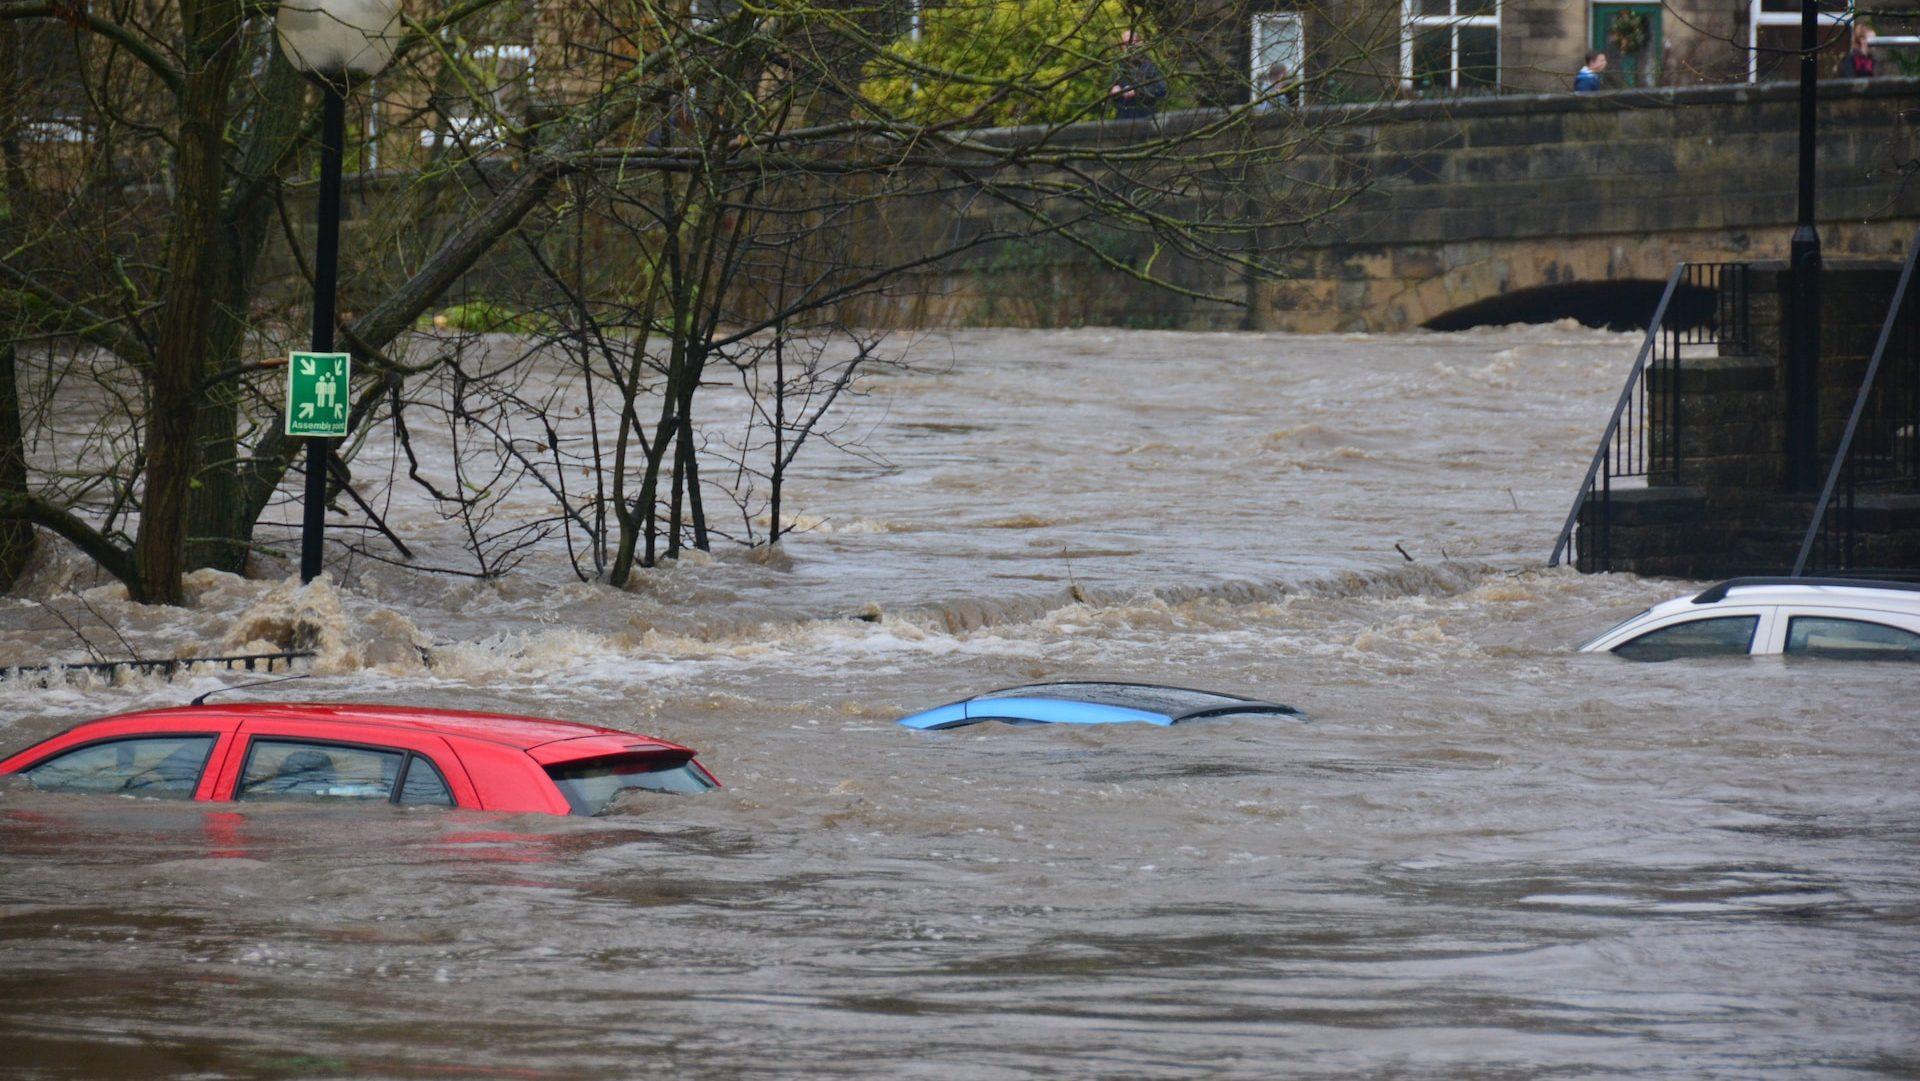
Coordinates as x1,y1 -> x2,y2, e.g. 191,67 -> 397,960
1,327 -> 1913,1079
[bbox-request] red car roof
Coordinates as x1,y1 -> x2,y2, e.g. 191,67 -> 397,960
72,702 -> 685,753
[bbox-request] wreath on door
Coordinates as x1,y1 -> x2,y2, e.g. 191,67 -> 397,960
1608,10 -> 1650,56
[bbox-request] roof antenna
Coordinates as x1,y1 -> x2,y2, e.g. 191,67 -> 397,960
191,672 -> 312,707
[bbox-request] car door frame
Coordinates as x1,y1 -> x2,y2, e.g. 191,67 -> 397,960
1758,605 -> 1920,656
1592,605 -> 1777,656
207,719 -> 479,808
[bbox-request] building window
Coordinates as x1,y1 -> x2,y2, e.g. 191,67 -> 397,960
1402,0 -> 1500,96
692,0 -> 740,27
13,18 -> 89,142
1746,0 -> 1848,82
420,43 -> 536,152
1251,12 -> 1305,106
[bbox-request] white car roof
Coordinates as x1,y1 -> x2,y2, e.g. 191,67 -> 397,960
1655,577 -> 1920,617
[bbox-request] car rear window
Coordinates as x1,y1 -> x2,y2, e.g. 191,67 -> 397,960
545,754 -> 715,816
1173,707 -> 1302,724
975,683 -> 1252,716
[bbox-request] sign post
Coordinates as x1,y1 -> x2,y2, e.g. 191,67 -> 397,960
288,348 -> 349,584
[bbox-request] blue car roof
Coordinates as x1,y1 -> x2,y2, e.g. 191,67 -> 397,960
895,682 -> 1302,730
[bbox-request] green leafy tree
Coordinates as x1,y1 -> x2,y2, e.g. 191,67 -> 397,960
861,1 -> 1171,127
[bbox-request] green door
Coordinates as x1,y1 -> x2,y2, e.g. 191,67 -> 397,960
1591,3 -> 1662,88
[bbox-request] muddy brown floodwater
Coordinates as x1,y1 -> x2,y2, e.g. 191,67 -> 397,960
1,325 -> 1915,1079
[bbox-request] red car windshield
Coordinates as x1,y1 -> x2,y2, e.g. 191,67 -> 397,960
544,753 -> 715,815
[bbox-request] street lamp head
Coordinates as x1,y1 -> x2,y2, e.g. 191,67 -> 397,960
276,0 -> 403,85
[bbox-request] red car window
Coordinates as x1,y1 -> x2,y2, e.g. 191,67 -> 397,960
396,754 -> 455,807
21,735 -> 217,801
214,719 -> 477,808
237,740 -> 406,803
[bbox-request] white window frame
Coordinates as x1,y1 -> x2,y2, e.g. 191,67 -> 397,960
1745,0 -> 1850,82
1401,0 -> 1501,93
1251,12 -> 1307,106
23,119 -> 89,144
419,44 -> 537,151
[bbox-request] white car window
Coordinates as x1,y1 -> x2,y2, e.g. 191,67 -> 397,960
1613,615 -> 1760,661
1784,617 -> 1920,660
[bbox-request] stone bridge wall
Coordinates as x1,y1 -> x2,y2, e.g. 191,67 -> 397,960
852,77 -> 1920,333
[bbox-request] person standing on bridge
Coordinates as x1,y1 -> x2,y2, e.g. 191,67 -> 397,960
1574,50 -> 1607,92
1110,30 -> 1168,120
1847,23 -> 1876,78
1256,62 -> 1296,111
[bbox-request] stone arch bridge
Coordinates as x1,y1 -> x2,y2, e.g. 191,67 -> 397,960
871,78 -> 1919,333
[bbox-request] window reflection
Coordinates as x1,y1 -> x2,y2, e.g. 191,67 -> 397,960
238,740 -> 402,803
1613,615 -> 1759,661
1785,617 -> 1920,659
24,736 -> 214,799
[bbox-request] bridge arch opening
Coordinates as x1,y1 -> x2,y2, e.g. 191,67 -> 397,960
1422,279 -> 1719,333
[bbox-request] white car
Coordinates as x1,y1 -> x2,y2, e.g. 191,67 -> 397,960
1581,578 -> 1920,661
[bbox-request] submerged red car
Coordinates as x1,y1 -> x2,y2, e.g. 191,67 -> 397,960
0,703 -> 717,816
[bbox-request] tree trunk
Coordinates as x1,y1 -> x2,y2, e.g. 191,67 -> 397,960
0,345 -> 32,591
0,23 -> 34,589
135,0 -> 245,604
679,375 -> 708,551
666,427 -> 684,560
187,44 -> 309,573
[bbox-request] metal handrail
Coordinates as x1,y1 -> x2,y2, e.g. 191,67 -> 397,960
0,650 -> 315,682
1791,227 -> 1920,576
1548,262 -> 1751,570
1548,264 -> 1686,567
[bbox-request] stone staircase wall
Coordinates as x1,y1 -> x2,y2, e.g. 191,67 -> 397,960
1576,258 -> 1918,578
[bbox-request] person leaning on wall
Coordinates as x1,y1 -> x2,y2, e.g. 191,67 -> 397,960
1110,29 -> 1168,119
1255,62 -> 1295,111
1846,22 -> 1876,78
1574,50 -> 1607,92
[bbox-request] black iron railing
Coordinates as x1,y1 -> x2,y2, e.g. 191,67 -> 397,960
1792,229 -> 1920,577
0,650 -> 314,684
1549,261 -> 1752,570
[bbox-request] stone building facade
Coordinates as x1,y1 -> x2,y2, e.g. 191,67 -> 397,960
1168,0 -> 1914,103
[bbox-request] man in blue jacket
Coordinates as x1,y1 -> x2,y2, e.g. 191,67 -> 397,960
1111,30 -> 1168,119
1575,50 -> 1607,92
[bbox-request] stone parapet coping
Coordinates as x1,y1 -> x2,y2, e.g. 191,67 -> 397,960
975,76 -> 1920,147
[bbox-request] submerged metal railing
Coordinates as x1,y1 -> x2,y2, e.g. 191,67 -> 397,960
0,650 -> 314,683
1792,229 -> 1920,577
1549,262 -> 1752,570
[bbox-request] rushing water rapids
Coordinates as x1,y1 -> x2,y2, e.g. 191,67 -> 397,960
0,325 -> 1914,1078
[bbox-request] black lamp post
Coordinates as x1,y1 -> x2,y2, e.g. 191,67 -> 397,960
1786,0 -> 1823,490
276,0 -> 401,581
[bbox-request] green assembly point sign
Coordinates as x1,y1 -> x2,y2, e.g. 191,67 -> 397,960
284,351 -> 350,438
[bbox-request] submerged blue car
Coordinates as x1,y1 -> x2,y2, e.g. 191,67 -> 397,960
896,682 -> 1303,730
